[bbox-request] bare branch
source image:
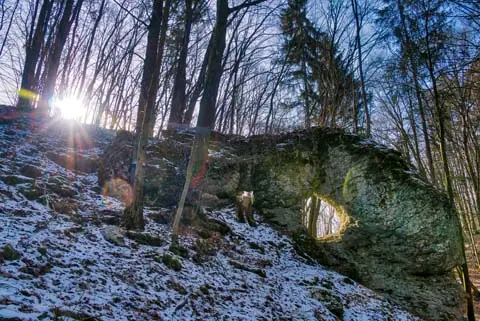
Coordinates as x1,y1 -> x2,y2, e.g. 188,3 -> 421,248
110,0 -> 148,27
229,0 -> 268,14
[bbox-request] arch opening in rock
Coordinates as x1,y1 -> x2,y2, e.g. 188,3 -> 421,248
302,195 -> 347,239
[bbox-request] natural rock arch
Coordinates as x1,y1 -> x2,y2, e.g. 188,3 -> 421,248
100,128 -> 464,320
199,128 -> 464,320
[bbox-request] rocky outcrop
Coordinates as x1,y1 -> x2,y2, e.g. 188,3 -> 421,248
204,129 -> 464,320
100,128 -> 465,320
98,130 -> 189,207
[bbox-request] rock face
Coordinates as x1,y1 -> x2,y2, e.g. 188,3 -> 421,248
100,128 -> 464,320
98,130 -> 189,207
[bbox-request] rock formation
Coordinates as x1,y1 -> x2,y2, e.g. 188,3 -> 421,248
100,128 -> 465,320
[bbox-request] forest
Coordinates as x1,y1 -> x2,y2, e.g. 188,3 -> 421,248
0,0 -> 480,320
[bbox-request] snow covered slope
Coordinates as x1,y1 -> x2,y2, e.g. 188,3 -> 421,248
0,111 -> 421,320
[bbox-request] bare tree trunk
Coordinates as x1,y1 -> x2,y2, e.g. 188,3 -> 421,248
145,0 -> 172,137
167,0 -> 194,129
266,57 -> 288,133
17,0 -> 53,111
40,0 -> 84,114
196,0 -> 267,129
172,128 -> 210,243
196,0 -> 229,129
308,197 -> 319,237
77,0 -> 106,98
60,2 -> 82,96
135,0 -> 171,138
351,0 -> 370,136
397,0 -> 436,183
124,0 -> 166,230
184,34 -> 213,125
406,90 -> 426,177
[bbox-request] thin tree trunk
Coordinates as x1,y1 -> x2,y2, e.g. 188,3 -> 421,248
172,128 -> 210,243
60,2 -> 82,95
124,0 -> 165,230
406,89 -> 426,177
266,56 -> 288,133
308,197 -> 319,237
77,0 -> 106,97
351,0 -> 370,136
40,0 -> 84,114
196,0 -> 229,129
302,58 -> 311,128
17,0 -> 53,111
0,0 -> 20,58
397,0 -> 436,184
167,0 -> 194,129
184,34 -> 213,125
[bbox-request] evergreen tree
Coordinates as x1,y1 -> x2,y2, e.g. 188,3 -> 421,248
280,0 -> 320,127
280,0 -> 358,129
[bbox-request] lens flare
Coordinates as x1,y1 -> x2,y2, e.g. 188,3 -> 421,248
18,88 -> 39,101
52,96 -> 86,120
102,178 -> 133,206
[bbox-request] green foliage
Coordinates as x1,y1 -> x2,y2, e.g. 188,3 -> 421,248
161,253 -> 182,271
2,244 -> 21,261
169,243 -> 189,258
199,284 -> 210,295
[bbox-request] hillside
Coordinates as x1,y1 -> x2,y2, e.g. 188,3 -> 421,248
0,108 -> 421,320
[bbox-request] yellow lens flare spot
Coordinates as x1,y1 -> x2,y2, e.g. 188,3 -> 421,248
52,96 -> 86,120
18,88 -> 39,101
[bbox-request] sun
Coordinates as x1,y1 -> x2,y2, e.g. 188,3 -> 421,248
52,96 -> 87,121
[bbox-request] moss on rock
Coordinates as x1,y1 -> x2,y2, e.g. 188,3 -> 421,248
125,231 -> 164,247
160,253 -> 182,271
199,127 -> 464,320
20,164 -> 43,178
2,243 -> 21,261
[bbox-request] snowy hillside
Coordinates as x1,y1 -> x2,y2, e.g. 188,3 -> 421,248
0,110 -> 421,320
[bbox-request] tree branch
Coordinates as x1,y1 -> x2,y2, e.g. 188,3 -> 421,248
229,0 -> 268,14
110,0 -> 148,27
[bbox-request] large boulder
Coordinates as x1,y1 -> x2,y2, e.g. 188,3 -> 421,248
200,128 -> 464,320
